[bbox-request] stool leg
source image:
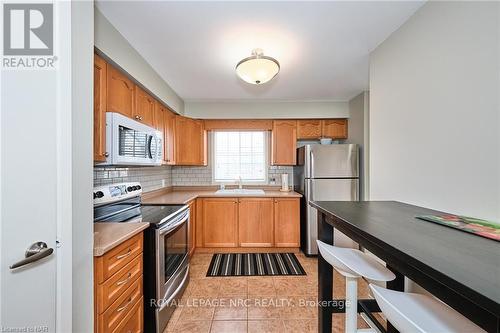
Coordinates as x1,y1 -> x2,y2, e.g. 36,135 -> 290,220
345,276 -> 358,333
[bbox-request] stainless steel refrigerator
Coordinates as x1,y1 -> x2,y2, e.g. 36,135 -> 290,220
293,144 -> 359,256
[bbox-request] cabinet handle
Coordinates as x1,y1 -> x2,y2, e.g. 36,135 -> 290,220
140,116 -> 143,121
135,115 -> 140,120
102,152 -> 109,157
116,297 -> 133,313
116,272 -> 132,286
116,248 -> 132,260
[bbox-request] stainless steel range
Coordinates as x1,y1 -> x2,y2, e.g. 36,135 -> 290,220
93,182 -> 189,333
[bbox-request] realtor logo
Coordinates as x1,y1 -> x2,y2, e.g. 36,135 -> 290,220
3,3 -> 53,56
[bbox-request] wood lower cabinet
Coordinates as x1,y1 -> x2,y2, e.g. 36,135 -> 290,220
94,232 -> 144,333
134,87 -> 156,127
175,116 -> 207,165
274,198 -> 300,247
106,65 -> 135,118
297,119 -> 322,139
202,198 -> 238,247
238,198 -> 274,247
272,120 -> 297,166
322,119 -> 348,139
188,200 -> 196,256
94,54 -> 107,162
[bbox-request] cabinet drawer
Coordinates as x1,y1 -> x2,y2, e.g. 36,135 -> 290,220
96,254 -> 143,314
95,233 -> 143,284
112,297 -> 143,333
98,276 -> 143,333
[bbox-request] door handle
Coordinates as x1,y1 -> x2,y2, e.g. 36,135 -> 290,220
10,242 -> 54,269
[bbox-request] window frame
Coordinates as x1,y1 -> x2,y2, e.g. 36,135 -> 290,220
210,130 -> 269,185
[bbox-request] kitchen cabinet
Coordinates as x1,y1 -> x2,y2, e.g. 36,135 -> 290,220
274,198 -> 300,247
106,64 -> 135,118
134,86 -> 156,127
271,120 -> 297,166
297,119 -> 322,139
175,116 -> 207,165
163,107 -> 176,165
322,119 -> 348,139
94,54 -> 107,162
202,198 -> 238,247
94,232 -> 144,333
238,198 -> 274,247
188,200 -> 196,256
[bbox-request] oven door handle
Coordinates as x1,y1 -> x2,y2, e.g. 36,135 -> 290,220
158,265 -> 189,311
159,211 -> 189,236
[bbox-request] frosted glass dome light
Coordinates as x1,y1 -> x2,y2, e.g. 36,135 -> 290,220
235,49 -> 280,85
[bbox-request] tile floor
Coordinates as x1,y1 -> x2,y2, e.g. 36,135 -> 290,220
164,251 -> 383,333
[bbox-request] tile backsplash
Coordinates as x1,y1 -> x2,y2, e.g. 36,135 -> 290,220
171,165 -> 293,187
94,164 -> 293,191
94,166 -> 172,192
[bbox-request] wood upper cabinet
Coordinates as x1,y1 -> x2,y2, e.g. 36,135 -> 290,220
106,65 -> 135,118
297,119 -> 322,139
94,54 -> 107,162
188,200 -> 196,256
202,198 -> 238,247
238,198 -> 274,247
274,198 -> 300,247
322,119 -> 348,139
134,87 -> 155,127
163,108 -> 176,165
272,120 -> 297,166
175,116 -> 207,165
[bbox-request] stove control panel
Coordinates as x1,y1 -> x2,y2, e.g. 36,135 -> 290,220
93,182 -> 142,206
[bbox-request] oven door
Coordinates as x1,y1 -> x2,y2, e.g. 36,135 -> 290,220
156,209 -> 189,302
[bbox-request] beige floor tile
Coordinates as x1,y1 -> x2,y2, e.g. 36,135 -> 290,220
247,296 -> 282,319
282,319 -> 317,333
247,277 -> 276,296
217,277 -> 248,296
190,278 -> 222,297
213,297 -> 248,320
190,264 -> 209,279
279,296 -> 317,319
178,305 -> 215,321
248,319 -> 285,333
163,307 -> 182,332
172,320 -> 212,333
274,277 -> 311,296
210,320 -> 247,333
190,254 -> 214,266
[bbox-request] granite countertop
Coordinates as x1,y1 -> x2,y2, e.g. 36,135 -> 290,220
93,222 -> 149,257
142,188 -> 302,205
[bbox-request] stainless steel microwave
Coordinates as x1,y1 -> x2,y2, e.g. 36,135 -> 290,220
99,112 -> 163,166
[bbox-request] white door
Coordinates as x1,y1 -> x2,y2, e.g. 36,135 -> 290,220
1,2 -> 75,331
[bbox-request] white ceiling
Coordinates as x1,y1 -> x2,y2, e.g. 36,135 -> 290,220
96,1 -> 424,101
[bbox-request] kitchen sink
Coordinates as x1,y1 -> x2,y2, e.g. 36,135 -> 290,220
215,189 -> 265,195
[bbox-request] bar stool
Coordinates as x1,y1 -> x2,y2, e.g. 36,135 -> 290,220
317,240 -> 396,333
369,284 -> 486,333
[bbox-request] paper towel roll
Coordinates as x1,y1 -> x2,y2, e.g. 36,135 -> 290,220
281,174 -> 289,192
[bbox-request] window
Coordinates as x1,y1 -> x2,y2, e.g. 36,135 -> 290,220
213,131 -> 267,183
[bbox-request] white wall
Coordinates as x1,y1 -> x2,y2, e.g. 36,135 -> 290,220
347,91 -> 369,200
185,100 -> 349,119
369,1 -> 499,221
94,7 -> 184,114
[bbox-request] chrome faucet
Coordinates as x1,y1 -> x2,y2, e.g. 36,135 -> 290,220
238,176 -> 243,190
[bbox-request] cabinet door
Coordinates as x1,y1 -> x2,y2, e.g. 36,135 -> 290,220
134,87 -> 155,127
175,116 -> 207,165
188,200 -> 196,256
274,198 -> 300,247
163,109 -> 176,165
321,119 -> 348,139
297,119 -> 321,139
94,54 -> 107,162
271,120 -> 297,165
202,198 -> 238,247
106,65 -> 135,118
238,198 -> 274,247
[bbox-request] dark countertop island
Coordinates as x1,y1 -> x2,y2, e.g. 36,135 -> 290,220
311,200 -> 500,333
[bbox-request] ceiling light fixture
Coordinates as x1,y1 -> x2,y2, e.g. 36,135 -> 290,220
235,48 -> 280,85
